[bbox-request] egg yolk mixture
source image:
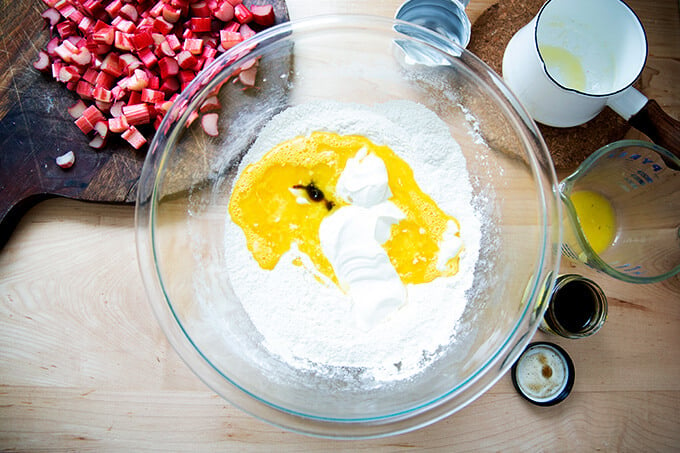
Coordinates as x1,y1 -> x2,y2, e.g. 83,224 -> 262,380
228,132 -> 462,286
569,190 -> 617,255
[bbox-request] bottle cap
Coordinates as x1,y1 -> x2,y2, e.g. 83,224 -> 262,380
511,342 -> 575,406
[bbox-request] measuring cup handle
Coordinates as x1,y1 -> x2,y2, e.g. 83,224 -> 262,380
629,99 -> 680,161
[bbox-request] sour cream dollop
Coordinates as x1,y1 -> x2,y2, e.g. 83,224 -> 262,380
319,148 -> 406,330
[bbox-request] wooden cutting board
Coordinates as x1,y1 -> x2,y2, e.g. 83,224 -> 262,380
0,0 -> 289,247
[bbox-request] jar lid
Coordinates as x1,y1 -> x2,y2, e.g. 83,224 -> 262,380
511,342 -> 575,406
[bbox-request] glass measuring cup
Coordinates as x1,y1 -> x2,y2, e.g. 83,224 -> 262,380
560,140 -> 680,284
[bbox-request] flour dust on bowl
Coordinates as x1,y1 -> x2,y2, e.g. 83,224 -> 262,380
135,16 -> 560,438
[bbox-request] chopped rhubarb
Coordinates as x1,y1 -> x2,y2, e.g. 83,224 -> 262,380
75,115 -> 94,134
51,60 -> 64,79
131,30 -> 154,50
58,66 -> 81,83
82,104 -> 106,125
155,100 -> 174,115
54,40 -> 78,62
239,57 -> 258,72
108,115 -> 129,133
159,77 -> 180,94
214,2 -> 235,22
127,90 -> 142,105
71,47 -> 93,66
138,47 -> 158,68
222,21 -> 240,33
176,50 -> 197,69
158,39 -> 176,57
119,53 -> 142,74
122,103 -> 152,125
121,125 -> 147,149
76,80 -> 94,99
238,65 -> 257,87
191,17 -> 212,33
239,23 -> 256,40
149,1 -> 165,18
148,75 -> 160,90
93,86 -> 113,102
95,100 -> 112,113
55,2 -> 83,24
109,100 -> 126,118
113,18 -> 136,34
33,51 -> 51,72
124,68 -> 150,91
162,5 -> 181,23
83,0 -> 105,18
141,88 -> 165,104
56,151 -> 76,168
191,1 -> 211,17
183,38 -> 203,55
34,0 -> 278,149
89,134 -> 107,149
178,70 -> 195,86
95,70 -> 116,89
158,56 -> 179,78
201,112 -> 219,136
250,5 -> 275,27
114,30 -> 133,51
165,34 -> 181,52
56,19 -> 78,38
151,16 -> 173,34
233,4 -> 253,24
200,95 -> 221,112
93,120 -> 109,139
220,30 -> 242,49
186,109 -> 199,127
203,46 -> 217,60
78,16 -> 95,34
41,7 -> 61,28
45,36 -> 60,57
111,85 -> 126,101
67,99 -> 88,119
105,0 -> 123,18
82,67 -> 99,84
100,52 -> 123,77
119,4 -> 139,22
93,22 -> 115,45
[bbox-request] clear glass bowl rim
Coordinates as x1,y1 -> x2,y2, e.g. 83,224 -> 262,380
135,14 -> 562,439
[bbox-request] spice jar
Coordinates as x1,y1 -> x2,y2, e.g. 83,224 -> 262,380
540,274 -> 608,339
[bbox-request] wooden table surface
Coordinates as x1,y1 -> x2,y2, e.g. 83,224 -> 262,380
1,0 -> 679,450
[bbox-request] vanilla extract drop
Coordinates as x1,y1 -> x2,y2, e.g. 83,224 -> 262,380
293,183 -> 334,210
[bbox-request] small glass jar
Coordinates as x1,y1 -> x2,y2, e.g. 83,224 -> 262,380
395,0 -> 472,48
540,274 -> 608,338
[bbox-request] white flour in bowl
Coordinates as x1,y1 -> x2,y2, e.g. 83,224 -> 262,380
224,100 -> 481,382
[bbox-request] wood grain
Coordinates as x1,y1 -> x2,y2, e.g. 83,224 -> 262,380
0,0 -> 679,451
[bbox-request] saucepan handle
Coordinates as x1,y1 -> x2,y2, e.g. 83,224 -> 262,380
608,88 -> 680,170
629,99 -> 680,161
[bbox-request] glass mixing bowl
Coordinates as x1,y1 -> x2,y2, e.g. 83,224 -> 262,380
136,15 -> 561,438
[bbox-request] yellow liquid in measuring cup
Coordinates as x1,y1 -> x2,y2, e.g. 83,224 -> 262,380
539,45 -> 587,92
570,190 -> 617,255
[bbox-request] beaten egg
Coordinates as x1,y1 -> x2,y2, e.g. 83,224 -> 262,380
228,132 -> 462,286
